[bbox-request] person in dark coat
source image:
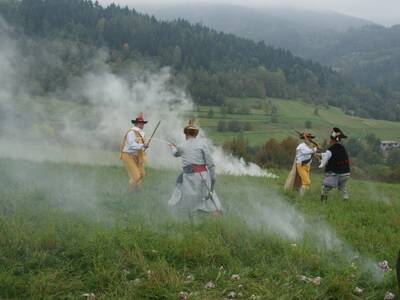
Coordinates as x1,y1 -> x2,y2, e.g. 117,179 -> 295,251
318,127 -> 350,201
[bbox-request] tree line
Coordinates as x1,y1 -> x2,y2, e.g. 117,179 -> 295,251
1,0 -> 400,121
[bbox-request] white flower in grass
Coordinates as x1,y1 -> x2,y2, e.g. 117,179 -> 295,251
231,274 -> 240,281
81,293 -> 96,300
205,281 -> 216,289
226,291 -> 236,298
384,291 -> 395,300
185,274 -> 195,282
147,269 -> 153,278
353,287 -> 363,295
297,275 -> 321,285
378,260 -> 391,272
179,291 -> 189,299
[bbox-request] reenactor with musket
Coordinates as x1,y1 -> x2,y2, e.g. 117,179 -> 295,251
285,132 -> 319,196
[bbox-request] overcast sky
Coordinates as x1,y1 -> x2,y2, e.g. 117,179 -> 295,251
97,0 -> 400,26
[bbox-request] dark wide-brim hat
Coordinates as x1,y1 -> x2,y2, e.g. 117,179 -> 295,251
131,113 -> 148,124
331,127 -> 347,139
131,118 -> 148,124
299,132 -> 315,139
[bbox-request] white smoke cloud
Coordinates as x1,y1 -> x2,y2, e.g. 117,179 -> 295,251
0,18 -> 275,178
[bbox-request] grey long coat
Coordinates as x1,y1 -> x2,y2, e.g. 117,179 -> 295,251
168,138 -> 223,213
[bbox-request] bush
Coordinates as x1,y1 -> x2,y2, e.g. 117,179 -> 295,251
255,137 -> 297,168
228,120 -> 242,132
243,122 -> 253,131
239,104 -> 250,114
217,120 -> 226,132
271,114 -> 279,123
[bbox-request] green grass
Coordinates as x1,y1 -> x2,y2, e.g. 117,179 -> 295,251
0,158 -> 399,299
196,97 -> 400,146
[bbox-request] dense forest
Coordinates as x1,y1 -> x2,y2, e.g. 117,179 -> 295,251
142,4 -> 400,102
1,0 -> 400,121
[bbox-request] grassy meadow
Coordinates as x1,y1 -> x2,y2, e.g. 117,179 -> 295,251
0,158 -> 399,299
196,97 -> 400,146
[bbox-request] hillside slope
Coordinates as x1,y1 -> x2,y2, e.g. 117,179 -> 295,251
196,97 -> 400,146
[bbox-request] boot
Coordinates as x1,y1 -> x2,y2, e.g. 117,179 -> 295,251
320,195 -> 328,202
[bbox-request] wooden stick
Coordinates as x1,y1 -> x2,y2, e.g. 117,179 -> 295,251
145,120 -> 161,151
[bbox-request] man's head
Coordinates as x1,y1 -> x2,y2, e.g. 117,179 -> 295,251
330,127 -> 347,143
184,119 -> 199,139
132,112 -> 148,129
299,132 -> 315,144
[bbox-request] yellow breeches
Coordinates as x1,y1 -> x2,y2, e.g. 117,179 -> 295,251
296,164 -> 311,189
121,152 -> 146,189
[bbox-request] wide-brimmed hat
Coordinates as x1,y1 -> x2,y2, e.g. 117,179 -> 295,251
331,127 -> 347,140
299,132 -> 315,140
131,112 -> 148,124
184,119 -> 199,137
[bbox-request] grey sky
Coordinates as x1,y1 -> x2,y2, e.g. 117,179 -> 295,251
97,0 -> 400,26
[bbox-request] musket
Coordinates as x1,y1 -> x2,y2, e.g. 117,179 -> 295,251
144,120 -> 161,152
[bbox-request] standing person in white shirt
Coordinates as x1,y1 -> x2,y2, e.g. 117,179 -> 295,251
120,113 -> 149,192
295,132 -> 318,196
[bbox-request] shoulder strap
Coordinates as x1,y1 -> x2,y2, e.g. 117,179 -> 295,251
119,129 -> 134,159
133,130 -> 145,144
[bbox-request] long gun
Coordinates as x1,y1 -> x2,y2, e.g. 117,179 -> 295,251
145,120 -> 161,152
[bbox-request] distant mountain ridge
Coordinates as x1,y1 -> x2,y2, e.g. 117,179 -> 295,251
136,3 -> 374,57
137,3 -> 400,92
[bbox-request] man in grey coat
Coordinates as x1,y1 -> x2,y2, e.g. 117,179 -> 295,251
168,120 -> 223,217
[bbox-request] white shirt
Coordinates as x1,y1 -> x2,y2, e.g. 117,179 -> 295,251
318,150 -> 332,168
295,142 -> 316,164
122,127 -> 145,153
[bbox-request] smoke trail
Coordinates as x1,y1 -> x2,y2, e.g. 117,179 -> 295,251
225,183 -> 385,281
0,18 -> 275,177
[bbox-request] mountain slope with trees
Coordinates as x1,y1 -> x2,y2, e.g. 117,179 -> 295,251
1,0 -> 400,121
138,3 -> 400,97
136,3 -> 373,59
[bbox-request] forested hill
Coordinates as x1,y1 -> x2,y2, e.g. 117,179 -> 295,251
1,0 -> 400,121
137,3 -> 373,58
315,24 -> 400,90
138,3 -> 400,102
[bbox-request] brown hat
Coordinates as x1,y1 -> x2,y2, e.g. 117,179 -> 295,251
299,132 -> 315,140
131,112 -> 148,124
184,119 -> 199,137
